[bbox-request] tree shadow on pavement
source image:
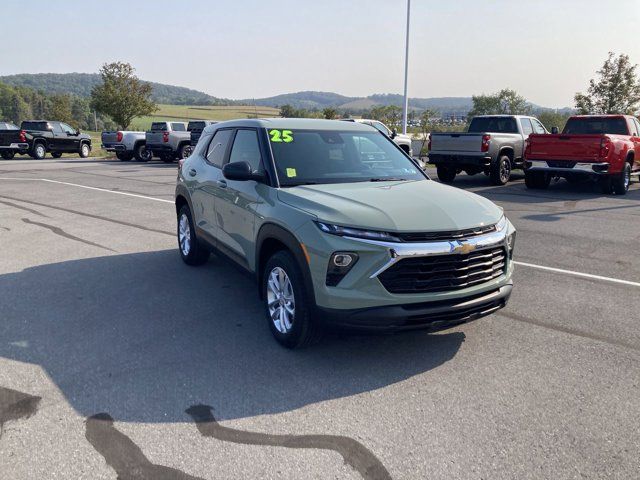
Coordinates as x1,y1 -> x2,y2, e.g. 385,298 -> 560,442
0,249 -> 464,424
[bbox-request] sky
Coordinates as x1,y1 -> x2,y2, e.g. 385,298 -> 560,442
2,0 -> 640,108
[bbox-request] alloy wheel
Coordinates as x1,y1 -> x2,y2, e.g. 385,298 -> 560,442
267,267 -> 295,334
178,213 -> 191,256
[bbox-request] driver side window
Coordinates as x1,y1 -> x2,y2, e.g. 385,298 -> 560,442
60,123 -> 75,134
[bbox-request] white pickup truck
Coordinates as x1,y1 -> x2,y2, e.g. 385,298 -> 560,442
145,121 -> 191,163
101,131 -> 151,162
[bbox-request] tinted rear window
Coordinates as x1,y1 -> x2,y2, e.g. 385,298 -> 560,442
171,123 -> 186,131
21,121 -> 49,131
563,117 -> 628,135
468,117 -> 518,134
151,123 -> 168,131
188,121 -> 205,131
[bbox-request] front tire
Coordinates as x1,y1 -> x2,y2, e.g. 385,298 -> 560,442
611,162 -> 631,195
490,155 -> 512,185
436,165 -> 457,183
263,250 -> 321,349
524,170 -> 550,189
79,142 -> 90,158
177,205 -> 209,266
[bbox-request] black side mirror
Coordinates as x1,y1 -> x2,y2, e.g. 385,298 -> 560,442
391,129 -> 397,139
222,161 -> 264,182
551,126 -> 559,134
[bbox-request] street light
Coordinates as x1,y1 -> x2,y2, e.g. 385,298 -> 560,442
401,0 -> 411,135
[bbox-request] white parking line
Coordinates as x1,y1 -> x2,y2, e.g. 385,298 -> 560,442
514,261 -> 640,288
2,176 -> 639,288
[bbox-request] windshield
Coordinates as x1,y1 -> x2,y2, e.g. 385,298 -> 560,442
468,117 -> 518,134
267,129 -> 424,187
563,117 -> 628,135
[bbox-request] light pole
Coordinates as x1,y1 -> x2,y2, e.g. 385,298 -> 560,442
401,0 -> 411,135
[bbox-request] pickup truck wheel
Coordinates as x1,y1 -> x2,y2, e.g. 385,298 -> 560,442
134,144 -> 151,162
178,144 -> 190,160
31,142 -> 46,160
524,170 -> 550,189
1,151 -> 15,160
263,250 -> 321,349
611,163 -> 631,195
490,155 -> 511,185
51,152 -> 63,159
177,205 -> 209,266
116,152 -> 133,161
79,143 -> 90,158
162,154 -> 174,163
436,165 -> 456,183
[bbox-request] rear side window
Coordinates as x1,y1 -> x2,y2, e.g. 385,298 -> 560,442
563,117 -> 628,135
151,122 -> 168,131
51,123 -> 64,133
206,129 -> 233,167
228,129 -> 262,172
21,121 -> 49,131
531,119 -> 546,134
520,118 -> 534,136
468,117 -> 518,134
171,123 -> 186,132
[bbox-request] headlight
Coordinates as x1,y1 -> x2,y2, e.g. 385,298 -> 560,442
495,215 -> 507,232
507,231 -> 516,258
315,221 -> 401,243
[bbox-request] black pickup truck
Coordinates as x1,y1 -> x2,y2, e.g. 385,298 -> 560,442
0,122 -> 29,159
0,120 -> 92,160
188,120 -> 217,147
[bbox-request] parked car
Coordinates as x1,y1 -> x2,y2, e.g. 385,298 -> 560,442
428,115 -> 549,185
101,130 -> 151,162
175,119 -> 515,348
342,119 -> 413,156
188,120 -> 217,147
14,121 -> 92,159
524,114 -> 640,194
0,122 -> 27,159
145,121 -> 191,162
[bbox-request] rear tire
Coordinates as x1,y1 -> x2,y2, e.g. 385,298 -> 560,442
177,205 -> 209,266
436,165 -> 457,183
79,142 -> 90,158
262,250 -> 321,349
30,142 -> 46,160
134,143 -> 151,162
611,162 -> 631,195
524,170 -> 550,189
1,151 -> 15,160
490,155 -> 512,185
178,144 -> 190,160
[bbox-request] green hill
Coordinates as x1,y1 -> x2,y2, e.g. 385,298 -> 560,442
0,73 -> 233,106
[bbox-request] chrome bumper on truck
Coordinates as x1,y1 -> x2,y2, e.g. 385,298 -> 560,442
525,160 -> 609,174
0,143 -> 29,150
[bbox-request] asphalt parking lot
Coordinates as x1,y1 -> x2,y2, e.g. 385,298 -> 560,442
1,158 -> 639,480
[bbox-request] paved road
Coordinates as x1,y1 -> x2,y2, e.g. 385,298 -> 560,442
1,158 -> 638,479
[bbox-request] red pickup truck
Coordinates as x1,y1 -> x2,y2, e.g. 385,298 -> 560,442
524,115 -> 640,195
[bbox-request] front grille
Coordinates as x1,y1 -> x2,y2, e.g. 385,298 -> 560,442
378,247 -> 506,294
396,224 -> 496,242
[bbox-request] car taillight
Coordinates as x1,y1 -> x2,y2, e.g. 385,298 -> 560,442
599,136 -> 611,158
163,131 -> 169,143
19,130 -> 26,142
116,131 -> 123,142
481,134 -> 491,152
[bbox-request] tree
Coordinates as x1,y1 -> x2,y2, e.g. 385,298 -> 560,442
279,104 -> 296,118
574,52 -> 640,115
47,94 -> 74,126
91,62 -> 156,129
468,88 -> 531,118
322,107 -> 337,119
370,105 -> 403,129
536,110 -> 571,133
418,109 -> 438,155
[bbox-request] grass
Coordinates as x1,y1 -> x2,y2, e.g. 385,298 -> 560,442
129,104 -> 280,130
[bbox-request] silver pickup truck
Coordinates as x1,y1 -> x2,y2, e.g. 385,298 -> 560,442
101,130 -> 151,162
428,115 -> 548,185
146,121 -> 191,162
343,119 -> 413,156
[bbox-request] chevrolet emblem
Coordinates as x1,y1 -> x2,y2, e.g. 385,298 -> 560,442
451,241 -> 475,254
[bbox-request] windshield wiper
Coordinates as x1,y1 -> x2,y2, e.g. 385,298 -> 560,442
368,178 -> 408,182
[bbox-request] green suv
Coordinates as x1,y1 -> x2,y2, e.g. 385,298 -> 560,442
175,119 -> 515,348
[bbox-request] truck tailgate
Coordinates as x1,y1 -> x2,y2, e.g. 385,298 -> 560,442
101,132 -> 119,144
430,133 -> 482,153
527,134 -> 603,161
0,131 -> 20,147
146,132 -> 165,145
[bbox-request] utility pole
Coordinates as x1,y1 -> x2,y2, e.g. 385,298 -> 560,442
401,0 -> 411,135
94,110 -> 98,131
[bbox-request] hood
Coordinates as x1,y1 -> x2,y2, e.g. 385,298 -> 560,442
278,180 -> 502,232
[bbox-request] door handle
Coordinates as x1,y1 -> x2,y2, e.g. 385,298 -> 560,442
188,168 -> 197,177
216,179 -> 227,188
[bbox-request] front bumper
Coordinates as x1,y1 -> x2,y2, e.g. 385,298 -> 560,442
429,152 -> 492,167
0,143 -> 29,151
525,160 -> 610,175
318,283 -> 512,331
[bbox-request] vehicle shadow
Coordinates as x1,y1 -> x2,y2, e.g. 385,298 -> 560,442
0,249 -> 464,424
